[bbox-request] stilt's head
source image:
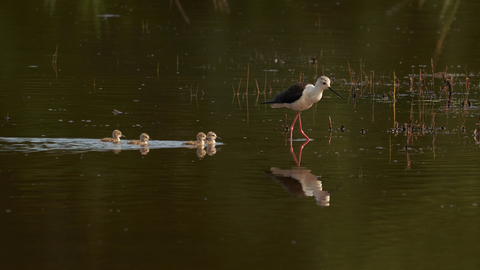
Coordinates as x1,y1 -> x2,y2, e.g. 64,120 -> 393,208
139,133 -> 150,142
315,76 -> 342,98
113,129 -> 125,139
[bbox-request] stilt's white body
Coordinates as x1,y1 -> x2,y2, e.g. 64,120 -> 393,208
267,77 -> 333,112
263,76 -> 341,141
269,84 -> 324,111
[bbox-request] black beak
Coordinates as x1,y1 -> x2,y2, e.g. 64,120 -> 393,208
329,87 -> 342,98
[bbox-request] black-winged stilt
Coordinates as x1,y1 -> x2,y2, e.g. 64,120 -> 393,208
263,76 -> 341,140
205,131 -> 220,145
127,133 -> 150,145
182,132 -> 207,146
100,129 -> 125,143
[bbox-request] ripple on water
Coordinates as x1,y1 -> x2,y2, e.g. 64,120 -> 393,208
0,137 -> 224,153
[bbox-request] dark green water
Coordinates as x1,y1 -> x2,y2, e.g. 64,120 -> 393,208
1,0 -> 480,269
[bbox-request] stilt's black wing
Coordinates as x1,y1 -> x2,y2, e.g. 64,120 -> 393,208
263,83 -> 308,104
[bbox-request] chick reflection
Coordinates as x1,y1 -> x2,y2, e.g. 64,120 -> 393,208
140,146 -> 150,155
185,144 -> 218,159
196,146 -> 206,159
266,167 -> 330,206
206,144 -> 217,156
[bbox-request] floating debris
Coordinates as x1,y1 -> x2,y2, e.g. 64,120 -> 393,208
96,14 -> 121,18
113,109 -> 123,115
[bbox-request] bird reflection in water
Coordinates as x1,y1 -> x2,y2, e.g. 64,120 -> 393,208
196,145 -> 207,158
111,145 -> 150,155
290,140 -> 309,167
266,139 -> 332,206
140,146 -> 149,155
266,167 -> 330,206
184,131 -> 219,159
206,144 -> 217,156
185,144 -> 218,159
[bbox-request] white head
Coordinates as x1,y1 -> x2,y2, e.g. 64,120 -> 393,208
315,76 -> 331,89
315,76 -> 342,98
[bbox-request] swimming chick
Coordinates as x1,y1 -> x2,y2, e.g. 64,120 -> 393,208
100,129 -> 125,143
205,131 -> 220,145
182,132 -> 206,146
127,133 -> 150,146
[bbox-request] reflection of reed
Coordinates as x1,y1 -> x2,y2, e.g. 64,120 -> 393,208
263,72 -> 267,104
188,85 -> 201,109
142,20 -> 149,34
236,79 -> 242,109
431,58 -> 435,92
393,72 -> 397,128
371,71 -> 375,123
266,167 -> 330,206
475,114 -> 480,145
255,79 -> 260,106
328,116 -> 333,144
405,123 -> 412,170
52,45 -> 58,79
464,77 -> 470,109
405,151 -> 411,170
246,64 -> 250,124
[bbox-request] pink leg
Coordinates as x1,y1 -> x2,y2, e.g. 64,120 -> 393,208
290,140 -> 299,166
290,139 -> 310,167
297,113 -> 310,141
289,111 -> 300,142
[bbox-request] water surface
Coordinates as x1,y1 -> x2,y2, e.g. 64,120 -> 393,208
1,0 -> 480,269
